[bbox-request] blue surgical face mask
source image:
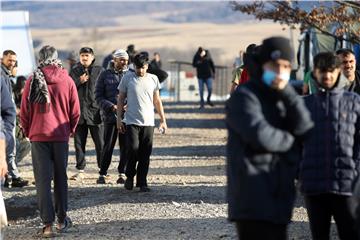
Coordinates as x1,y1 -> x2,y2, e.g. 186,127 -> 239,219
262,70 -> 290,86
262,70 -> 276,86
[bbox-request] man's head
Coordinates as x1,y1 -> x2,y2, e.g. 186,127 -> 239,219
39,45 -> 58,63
313,52 -> 341,89
2,50 -> 17,70
112,49 -> 129,71
79,47 -> 95,68
133,52 -> 149,77
154,52 -> 160,62
259,37 -> 293,86
336,48 -> 356,80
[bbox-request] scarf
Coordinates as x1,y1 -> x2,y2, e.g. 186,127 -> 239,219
28,58 -> 63,104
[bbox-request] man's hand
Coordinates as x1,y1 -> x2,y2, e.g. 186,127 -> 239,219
112,105 -> 117,112
158,121 -> 168,134
79,73 -> 89,84
0,139 -> 8,178
117,121 -> 126,134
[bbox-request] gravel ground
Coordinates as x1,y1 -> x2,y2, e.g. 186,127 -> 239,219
2,101 -> 340,239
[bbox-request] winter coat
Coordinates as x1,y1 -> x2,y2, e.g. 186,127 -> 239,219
20,65 -> 80,142
95,63 -> 127,124
226,79 -> 313,224
0,72 -> 16,141
192,51 -> 215,79
70,62 -> 104,125
300,85 -> 360,196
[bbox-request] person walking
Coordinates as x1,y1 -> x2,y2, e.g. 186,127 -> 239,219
69,47 -> 104,180
117,51 -> 167,192
192,47 -> 215,108
20,45 -> 80,237
226,37 -> 314,240
95,49 -> 129,184
300,52 -> 360,240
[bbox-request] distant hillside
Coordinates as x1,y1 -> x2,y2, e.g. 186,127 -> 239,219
1,1 -> 252,29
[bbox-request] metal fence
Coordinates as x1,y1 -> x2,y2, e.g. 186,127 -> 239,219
166,60 -> 231,102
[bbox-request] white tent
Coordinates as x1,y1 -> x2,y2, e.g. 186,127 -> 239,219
0,11 -> 36,77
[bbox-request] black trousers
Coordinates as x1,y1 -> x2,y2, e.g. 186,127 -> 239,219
305,193 -> 359,240
74,123 -> 104,170
99,123 -> 127,176
32,142 -> 69,224
125,125 -> 154,187
235,220 -> 287,240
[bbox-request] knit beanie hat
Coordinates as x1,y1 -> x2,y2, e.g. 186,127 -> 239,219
259,37 -> 293,64
113,49 -> 129,59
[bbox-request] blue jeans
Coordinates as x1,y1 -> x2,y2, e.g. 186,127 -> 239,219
198,77 -> 213,105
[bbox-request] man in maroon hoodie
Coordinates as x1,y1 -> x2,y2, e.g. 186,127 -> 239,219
20,45 -> 80,237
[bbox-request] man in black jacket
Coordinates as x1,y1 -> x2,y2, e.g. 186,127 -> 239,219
70,47 -> 104,180
192,47 -> 215,109
95,49 -> 129,184
226,37 -> 313,240
300,52 -> 360,240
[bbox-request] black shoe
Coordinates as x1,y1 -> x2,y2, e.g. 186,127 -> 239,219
4,177 -> 12,188
124,178 -> 133,190
116,174 -> 126,184
96,175 -> 106,184
207,101 -> 214,107
139,186 -> 151,192
11,177 -> 29,188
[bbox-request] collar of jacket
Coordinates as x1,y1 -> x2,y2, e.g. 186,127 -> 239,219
316,74 -> 343,94
1,64 -> 11,76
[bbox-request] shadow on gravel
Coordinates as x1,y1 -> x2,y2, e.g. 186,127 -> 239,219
150,165 -> 224,176
165,118 -> 225,129
163,105 -> 225,114
153,144 -> 225,157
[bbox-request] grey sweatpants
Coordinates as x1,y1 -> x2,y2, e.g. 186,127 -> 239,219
31,142 -> 68,224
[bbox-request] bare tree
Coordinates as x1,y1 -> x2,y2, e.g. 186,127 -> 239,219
230,1 -> 360,43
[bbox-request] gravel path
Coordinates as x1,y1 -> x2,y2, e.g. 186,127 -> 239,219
2,101 -> 339,239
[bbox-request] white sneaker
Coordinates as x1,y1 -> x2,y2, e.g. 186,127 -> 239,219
70,170 -> 84,181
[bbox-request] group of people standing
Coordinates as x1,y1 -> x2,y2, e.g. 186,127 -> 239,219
0,45 -> 167,237
227,36 -> 360,240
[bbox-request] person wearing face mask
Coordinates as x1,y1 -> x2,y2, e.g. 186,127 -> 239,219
69,47 -> 104,181
226,37 -> 314,240
300,52 -> 360,240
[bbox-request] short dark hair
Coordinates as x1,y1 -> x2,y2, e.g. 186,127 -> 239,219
133,51 -> 149,68
313,52 -> 341,72
336,48 -> 355,57
3,50 -> 16,56
79,47 -> 94,55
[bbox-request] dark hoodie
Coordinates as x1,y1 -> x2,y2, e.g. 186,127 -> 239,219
301,75 -> 360,196
192,50 -> 215,79
20,65 -> 80,142
70,61 -> 104,125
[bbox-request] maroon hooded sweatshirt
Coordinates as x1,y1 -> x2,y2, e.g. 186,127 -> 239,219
20,65 -> 80,142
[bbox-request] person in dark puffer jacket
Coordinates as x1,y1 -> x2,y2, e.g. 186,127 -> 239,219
95,49 -> 129,184
226,37 -> 314,240
300,52 -> 360,240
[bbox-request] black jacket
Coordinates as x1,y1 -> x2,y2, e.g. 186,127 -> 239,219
301,85 -> 360,196
70,62 -> 104,125
192,51 -> 215,79
95,63 -> 127,124
226,79 -> 313,224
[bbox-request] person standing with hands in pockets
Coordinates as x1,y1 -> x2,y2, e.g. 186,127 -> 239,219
117,51 -> 167,192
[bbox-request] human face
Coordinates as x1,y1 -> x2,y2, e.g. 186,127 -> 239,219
314,67 -> 341,89
113,57 -> 128,71
2,54 -> 17,70
79,53 -> 94,67
135,64 -> 148,77
262,59 -> 291,80
338,53 -> 356,79
154,54 -> 160,62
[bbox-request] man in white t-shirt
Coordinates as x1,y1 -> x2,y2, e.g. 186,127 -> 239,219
117,51 -> 167,192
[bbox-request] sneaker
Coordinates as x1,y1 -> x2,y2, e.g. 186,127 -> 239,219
96,175 -> 106,184
116,174 -> 126,184
70,171 -> 84,181
39,224 -> 56,238
56,216 -> 72,233
139,186 -> 151,192
207,100 -> 214,107
124,178 -> 133,190
4,176 -> 12,188
11,177 -> 29,188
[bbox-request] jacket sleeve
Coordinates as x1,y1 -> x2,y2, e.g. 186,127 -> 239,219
226,87 -> 295,152
95,71 -> 114,113
210,58 -> 215,75
69,67 -> 82,87
278,84 -> 314,137
19,76 -> 31,137
1,77 -> 16,140
192,54 -> 200,68
69,78 -> 80,134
